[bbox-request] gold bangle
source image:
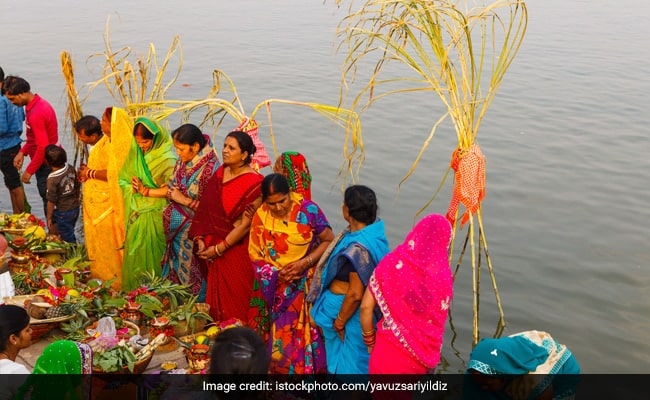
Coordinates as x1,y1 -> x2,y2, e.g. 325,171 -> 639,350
214,243 -> 223,257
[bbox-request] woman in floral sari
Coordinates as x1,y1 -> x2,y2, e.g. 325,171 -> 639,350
188,130 -> 262,323
248,173 -> 334,374
162,124 -> 219,300
118,117 -> 176,291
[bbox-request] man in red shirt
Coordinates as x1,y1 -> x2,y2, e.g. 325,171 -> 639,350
3,76 -> 58,216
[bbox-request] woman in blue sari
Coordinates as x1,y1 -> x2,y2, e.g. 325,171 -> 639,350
308,185 -> 389,374
463,330 -> 580,400
162,124 -> 219,300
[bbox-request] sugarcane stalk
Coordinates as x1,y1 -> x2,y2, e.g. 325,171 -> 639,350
469,215 -> 479,345
477,209 -> 506,337
135,333 -> 167,361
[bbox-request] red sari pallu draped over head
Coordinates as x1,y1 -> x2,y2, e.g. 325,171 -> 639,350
188,165 -> 262,322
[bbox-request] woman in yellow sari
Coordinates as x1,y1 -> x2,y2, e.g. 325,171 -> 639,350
248,173 -> 333,374
76,107 -> 132,289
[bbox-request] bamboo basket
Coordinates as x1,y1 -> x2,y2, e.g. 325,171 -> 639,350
29,315 -> 75,342
3,295 -> 75,341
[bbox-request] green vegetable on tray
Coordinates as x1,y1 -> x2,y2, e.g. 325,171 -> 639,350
94,345 -> 137,373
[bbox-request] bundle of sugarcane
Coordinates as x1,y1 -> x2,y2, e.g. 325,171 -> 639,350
60,51 -> 87,166
334,0 -> 528,343
60,20 -> 364,185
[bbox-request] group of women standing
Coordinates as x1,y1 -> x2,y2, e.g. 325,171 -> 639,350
78,108 -> 459,375
73,109 -> 581,394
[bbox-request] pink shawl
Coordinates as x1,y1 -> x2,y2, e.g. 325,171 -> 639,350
369,213 -> 453,368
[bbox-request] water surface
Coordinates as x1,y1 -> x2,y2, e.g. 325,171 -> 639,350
2,0 -> 649,373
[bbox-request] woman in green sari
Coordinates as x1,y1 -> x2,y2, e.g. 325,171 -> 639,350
16,339 -> 93,400
118,117 -> 176,291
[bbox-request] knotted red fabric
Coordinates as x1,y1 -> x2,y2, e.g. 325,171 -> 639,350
236,117 -> 271,171
446,143 -> 486,227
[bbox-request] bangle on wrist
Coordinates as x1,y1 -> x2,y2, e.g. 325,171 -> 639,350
143,187 -> 150,197
363,335 -> 376,346
214,243 -> 223,257
223,237 -> 231,249
189,199 -> 199,211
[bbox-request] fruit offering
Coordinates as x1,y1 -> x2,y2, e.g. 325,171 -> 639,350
0,212 -> 44,230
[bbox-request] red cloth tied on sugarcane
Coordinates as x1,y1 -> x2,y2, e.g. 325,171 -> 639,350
237,117 -> 271,171
446,143 -> 486,227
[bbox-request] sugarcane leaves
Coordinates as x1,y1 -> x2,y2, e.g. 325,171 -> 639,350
333,0 -> 527,344
336,0 -> 528,164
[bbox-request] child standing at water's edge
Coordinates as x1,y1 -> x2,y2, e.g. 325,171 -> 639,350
44,144 -> 80,243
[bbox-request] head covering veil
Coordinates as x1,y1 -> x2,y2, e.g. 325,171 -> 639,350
17,340 -> 93,399
275,151 -> 312,200
369,213 -> 453,368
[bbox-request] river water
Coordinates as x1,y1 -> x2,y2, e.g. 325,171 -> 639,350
2,0 -> 649,373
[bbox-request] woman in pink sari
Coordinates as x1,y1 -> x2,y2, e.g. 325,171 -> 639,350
360,213 -> 453,374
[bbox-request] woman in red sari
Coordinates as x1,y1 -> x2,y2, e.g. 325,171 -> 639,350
188,130 -> 262,322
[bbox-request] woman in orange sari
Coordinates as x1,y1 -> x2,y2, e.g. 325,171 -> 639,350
248,173 -> 333,374
188,130 -> 262,323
